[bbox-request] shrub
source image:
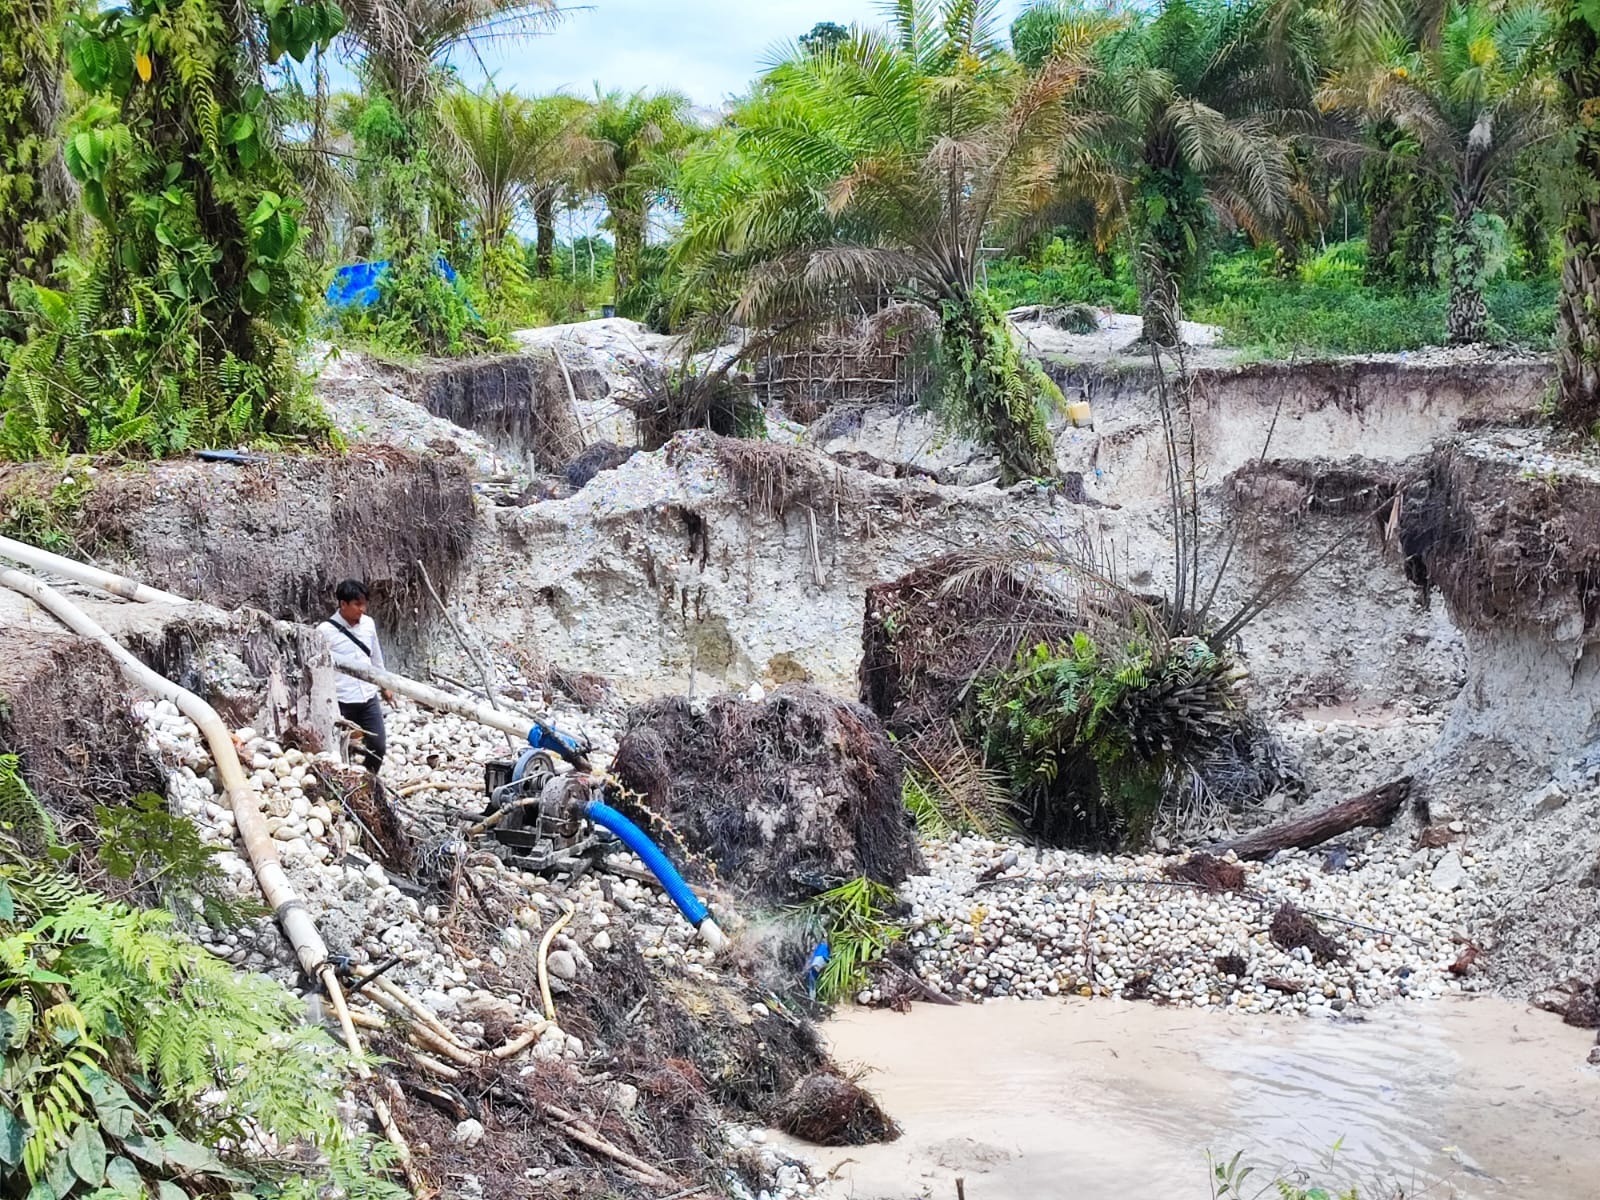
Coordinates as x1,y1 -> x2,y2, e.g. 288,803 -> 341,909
977,632 -> 1250,848
0,756 -> 402,1200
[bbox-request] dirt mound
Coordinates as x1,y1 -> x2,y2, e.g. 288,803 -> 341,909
1395,444 -> 1600,635
397,350 -> 591,471
65,448 -> 476,665
775,1071 -> 900,1146
0,599 -> 333,820
609,685 -> 921,901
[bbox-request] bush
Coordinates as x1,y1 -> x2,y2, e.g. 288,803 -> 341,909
977,632 -> 1252,848
982,234 -> 1557,356
985,238 -> 1141,313
0,756 -> 402,1200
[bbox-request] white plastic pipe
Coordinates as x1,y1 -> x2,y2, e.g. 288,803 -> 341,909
0,534 -> 191,605
335,657 -> 538,742
0,566 -> 328,976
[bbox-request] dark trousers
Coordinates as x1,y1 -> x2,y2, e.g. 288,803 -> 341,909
339,697 -> 386,773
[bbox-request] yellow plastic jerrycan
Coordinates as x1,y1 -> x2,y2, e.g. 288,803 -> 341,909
1066,399 -> 1094,428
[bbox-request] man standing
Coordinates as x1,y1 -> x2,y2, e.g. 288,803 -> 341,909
322,579 -> 390,773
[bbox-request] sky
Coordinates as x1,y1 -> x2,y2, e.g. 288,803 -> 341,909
465,1 -> 1030,108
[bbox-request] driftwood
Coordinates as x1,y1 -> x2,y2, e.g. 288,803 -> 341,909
1212,776 -> 1413,862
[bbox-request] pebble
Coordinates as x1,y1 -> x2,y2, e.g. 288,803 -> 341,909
904,834 -> 1467,1012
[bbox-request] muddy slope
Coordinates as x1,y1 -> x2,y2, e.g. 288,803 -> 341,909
48,448 -> 478,665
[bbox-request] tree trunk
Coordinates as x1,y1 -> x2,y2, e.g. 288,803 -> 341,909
613,208 -> 643,302
1445,202 -> 1488,346
1557,214 -> 1600,429
1212,777 -> 1413,862
939,293 -> 1057,485
1556,11 -> 1600,430
535,189 -> 556,279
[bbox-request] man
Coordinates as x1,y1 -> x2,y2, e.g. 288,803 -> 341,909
322,580 -> 391,773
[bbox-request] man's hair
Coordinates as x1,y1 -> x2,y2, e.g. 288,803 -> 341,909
335,579 -> 369,604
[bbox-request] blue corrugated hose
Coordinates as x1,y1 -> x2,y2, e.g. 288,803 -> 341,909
584,800 -> 710,927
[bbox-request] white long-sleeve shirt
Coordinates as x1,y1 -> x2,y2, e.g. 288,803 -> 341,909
322,612 -> 385,704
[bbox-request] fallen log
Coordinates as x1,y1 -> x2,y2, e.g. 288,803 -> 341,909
1211,776 -> 1413,862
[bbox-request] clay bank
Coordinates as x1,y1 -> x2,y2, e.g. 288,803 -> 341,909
1,316 -> 1597,1199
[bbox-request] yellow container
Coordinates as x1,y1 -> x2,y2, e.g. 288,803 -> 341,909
1066,400 -> 1094,428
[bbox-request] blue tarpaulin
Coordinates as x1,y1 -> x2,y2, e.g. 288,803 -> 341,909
325,258 -> 465,311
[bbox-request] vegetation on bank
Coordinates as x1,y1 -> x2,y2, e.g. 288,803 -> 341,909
2,0 -> 1599,462
0,757 -> 401,1200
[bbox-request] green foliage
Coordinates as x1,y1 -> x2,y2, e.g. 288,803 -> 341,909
0,0 -> 341,459
990,235 -> 1557,355
1207,1149 -> 1361,1200
901,772 -> 952,838
0,0 -> 71,348
978,631 -> 1247,848
931,292 -> 1061,485
0,468 -> 90,555
0,760 -> 405,1200
987,238 -> 1140,312
586,87 -> 697,302
796,877 -> 903,1005
94,794 -> 263,932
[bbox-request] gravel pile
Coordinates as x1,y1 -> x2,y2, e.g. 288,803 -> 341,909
135,692 -> 823,1200
900,834 -> 1477,1014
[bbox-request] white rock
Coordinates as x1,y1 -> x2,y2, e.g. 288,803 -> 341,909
1430,852 -> 1467,893
546,950 -> 578,981
451,1119 -> 486,1148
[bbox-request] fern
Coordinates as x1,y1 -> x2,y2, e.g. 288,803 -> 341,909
0,754 -> 59,854
0,761 -> 404,1200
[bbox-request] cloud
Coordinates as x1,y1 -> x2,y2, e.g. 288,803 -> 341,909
465,0 -> 1025,105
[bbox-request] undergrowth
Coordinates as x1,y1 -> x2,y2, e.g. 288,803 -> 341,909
0,755 -> 403,1200
990,236 -> 1557,355
977,632 -> 1249,848
0,467 -> 90,553
795,877 -> 903,1005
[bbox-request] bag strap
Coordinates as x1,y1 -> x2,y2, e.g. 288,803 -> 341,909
323,617 -> 372,658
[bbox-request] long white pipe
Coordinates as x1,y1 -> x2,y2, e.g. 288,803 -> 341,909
0,534 -> 191,605
0,540 -> 730,950
336,657 -> 538,742
0,566 -> 329,976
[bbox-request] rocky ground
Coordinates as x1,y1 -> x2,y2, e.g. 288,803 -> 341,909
140,689 -> 826,1200
899,832 -> 1476,1013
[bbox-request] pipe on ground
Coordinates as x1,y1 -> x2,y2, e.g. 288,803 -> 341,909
586,800 -> 727,951
0,535 -> 191,605
0,540 -> 730,950
0,566 -> 331,976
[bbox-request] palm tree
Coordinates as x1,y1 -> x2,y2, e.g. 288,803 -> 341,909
524,94 -> 593,278
584,87 -> 697,301
673,0 -> 1093,484
1321,0 -> 1555,344
337,1 -> 563,115
1017,0 -> 1319,348
1553,0 -> 1600,427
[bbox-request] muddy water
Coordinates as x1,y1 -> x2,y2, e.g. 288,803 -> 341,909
785,997 -> 1600,1199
